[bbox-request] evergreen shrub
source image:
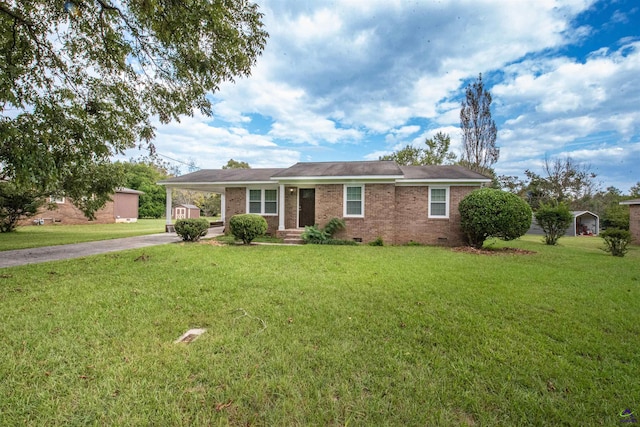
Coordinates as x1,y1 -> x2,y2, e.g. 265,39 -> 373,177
459,188 -> 532,249
229,214 -> 267,244
174,218 -> 209,242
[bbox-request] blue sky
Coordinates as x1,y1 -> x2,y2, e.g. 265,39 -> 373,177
125,0 -> 640,193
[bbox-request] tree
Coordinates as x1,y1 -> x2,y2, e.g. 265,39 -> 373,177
120,160 -> 169,219
0,182 -> 46,232
458,188 -> 532,249
534,202 -> 573,245
498,175 -> 526,195
524,156 -> 597,209
460,73 -> 499,173
223,159 -> 251,169
379,145 -> 424,165
423,132 -> 457,165
380,132 -> 456,165
630,182 -> 640,198
0,1 -> 267,218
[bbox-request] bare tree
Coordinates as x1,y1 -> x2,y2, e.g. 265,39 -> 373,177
460,74 -> 499,172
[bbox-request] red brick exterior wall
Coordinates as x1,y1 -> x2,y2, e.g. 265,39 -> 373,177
314,183 -> 478,245
630,205 -> 640,244
393,186 -> 473,246
284,187 -> 298,229
225,184 -> 481,245
20,199 -> 116,226
224,187 -> 246,231
113,193 -> 139,221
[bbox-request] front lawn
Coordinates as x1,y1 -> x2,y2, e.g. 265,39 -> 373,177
0,237 -> 638,425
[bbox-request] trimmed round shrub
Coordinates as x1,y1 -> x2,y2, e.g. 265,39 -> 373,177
601,228 -> 631,257
459,188 -> 532,249
174,218 -> 209,242
534,202 -> 573,245
229,214 -> 267,244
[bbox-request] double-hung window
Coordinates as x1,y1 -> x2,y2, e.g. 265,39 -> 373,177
248,189 -> 278,215
344,184 -> 364,217
429,187 -> 449,218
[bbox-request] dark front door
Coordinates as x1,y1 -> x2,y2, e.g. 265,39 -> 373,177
298,188 -> 315,228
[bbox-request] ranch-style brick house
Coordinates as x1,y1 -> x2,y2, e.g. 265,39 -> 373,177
159,161 -> 491,245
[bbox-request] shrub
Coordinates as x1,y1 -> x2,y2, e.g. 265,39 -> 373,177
369,237 -> 384,246
324,217 -> 346,236
459,188 -> 532,249
301,225 -> 327,244
229,214 -> 267,244
601,228 -> 631,257
534,202 -> 573,245
174,218 -> 209,242
302,218 -> 346,244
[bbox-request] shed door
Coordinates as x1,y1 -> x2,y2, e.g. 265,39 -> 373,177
175,207 -> 186,219
298,189 -> 315,228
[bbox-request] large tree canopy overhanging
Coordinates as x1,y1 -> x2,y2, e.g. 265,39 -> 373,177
0,0 -> 268,217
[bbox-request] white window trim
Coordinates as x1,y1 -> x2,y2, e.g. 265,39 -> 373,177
428,186 -> 450,219
343,184 -> 365,218
246,188 -> 278,216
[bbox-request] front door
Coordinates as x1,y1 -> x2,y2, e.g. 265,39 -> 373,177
298,188 -> 315,228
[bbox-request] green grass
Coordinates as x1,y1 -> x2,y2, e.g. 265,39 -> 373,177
0,236 -> 638,425
0,219 -> 168,251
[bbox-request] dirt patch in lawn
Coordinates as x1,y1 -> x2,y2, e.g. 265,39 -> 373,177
452,246 -> 536,256
199,239 -> 226,246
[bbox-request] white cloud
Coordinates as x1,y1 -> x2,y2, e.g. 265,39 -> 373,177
135,0 -> 638,191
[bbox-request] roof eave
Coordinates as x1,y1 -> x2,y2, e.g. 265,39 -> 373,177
158,180 -> 276,187
396,178 -> 492,184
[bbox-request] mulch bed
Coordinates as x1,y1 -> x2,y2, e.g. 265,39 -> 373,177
451,246 -> 536,255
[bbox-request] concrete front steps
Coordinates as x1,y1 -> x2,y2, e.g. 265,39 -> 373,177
279,229 -> 305,245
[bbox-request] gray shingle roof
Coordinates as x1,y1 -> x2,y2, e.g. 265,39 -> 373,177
158,168 -> 284,184
271,160 -> 403,178
399,165 -> 491,180
158,161 -> 492,185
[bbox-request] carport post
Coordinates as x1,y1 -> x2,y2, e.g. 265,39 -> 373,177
220,193 -> 225,223
165,188 -> 172,227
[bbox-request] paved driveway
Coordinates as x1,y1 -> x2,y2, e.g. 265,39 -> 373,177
0,227 -> 224,268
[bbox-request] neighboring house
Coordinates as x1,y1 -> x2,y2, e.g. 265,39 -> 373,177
158,161 -> 491,245
528,210 -> 599,237
21,188 -> 143,226
619,199 -> 640,243
173,204 -> 200,220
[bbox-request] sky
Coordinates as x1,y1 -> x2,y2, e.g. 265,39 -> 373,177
123,0 -> 640,193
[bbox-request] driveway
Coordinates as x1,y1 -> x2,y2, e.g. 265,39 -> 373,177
0,227 -> 224,268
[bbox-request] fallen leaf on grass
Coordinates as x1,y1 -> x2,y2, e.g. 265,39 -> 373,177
215,400 -> 233,411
